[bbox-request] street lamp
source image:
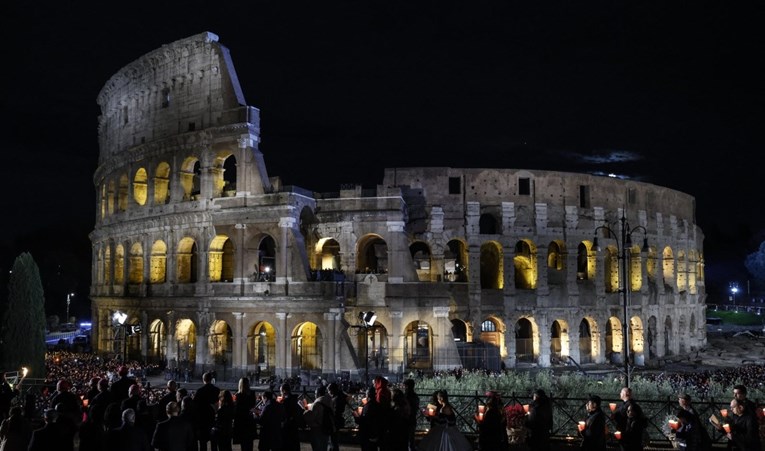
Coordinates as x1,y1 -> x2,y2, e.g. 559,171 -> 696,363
359,311 -> 377,386
594,212 -> 648,388
730,283 -> 739,310
66,293 -> 74,323
113,311 -> 128,361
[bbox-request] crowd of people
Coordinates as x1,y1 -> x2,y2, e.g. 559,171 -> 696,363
0,350 -> 764,450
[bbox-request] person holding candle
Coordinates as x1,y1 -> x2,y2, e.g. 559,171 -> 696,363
677,394 -> 711,450
617,404 -> 646,451
580,395 -> 606,451
353,386 -> 383,451
526,389 -> 553,451
403,379 -> 419,451
477,391 -> 507,451
418,390 -> 472,451
613,387 -> 644,437
725,398 -> 761,451
675,409 -> 708,451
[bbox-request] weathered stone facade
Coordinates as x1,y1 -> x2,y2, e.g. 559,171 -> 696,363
90,32 -> 706,380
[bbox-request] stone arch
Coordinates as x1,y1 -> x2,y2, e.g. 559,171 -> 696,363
128,242 -> 143,284
605,245 -> 619,293
480,316 -> 505,352
212,152 -> 237,197
115,244 -> 125,284
647,316 -> 658,359
664,315 -> 673,356
480,241 -> 503,289
606,316 -> 624,363
248,321 -> 276,372
550,319 -> 570,362
578,318 -> 597,364
118,174 -> 129,211
629,315 -> 645,365
444,239 -> 468,282
100,184 -> 107,219
450,319 -> 468,342
404,320 -> 432,370
646,247 -> 658,284
547,240 -> 566,281
628,245 -> 643,292
515,317 -> 537,363
479,213 -> 498,234
133,167 -> 148,206
676,250 -> 687,293
577,241 -> 595,281
176,237 -> 198,283
107,179 -> 115,215
154,162 -> 171,205
513,239 -> 536,289
291,322 -> 323,371
314,237 -> 341,271
663,247 -> 675,292
257,235 -> 277,280
104,245 -> 112,284
175,318 -> 197,369
357,321 -> 388,373
148,319 -> 166,364
688,250 -> 699,294
209,235 -> 234,282
410,241 -> 433,282
149,240 -> 167,284
209,320 -> 233,366
180,156 -> 201,200
356,234 -> 388,274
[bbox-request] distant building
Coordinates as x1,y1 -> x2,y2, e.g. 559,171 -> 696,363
89,32 -> 706,379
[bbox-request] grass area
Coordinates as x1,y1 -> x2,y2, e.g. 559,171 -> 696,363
707,308 -> 765,326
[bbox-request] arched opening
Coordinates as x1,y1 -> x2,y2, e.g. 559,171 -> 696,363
315,238 -> 341,271
547,241 -> 566,285
248,322 -> 276,374
212,153 -> 237,197
356,322 -> 388,374
176,237 -> 198,283
578,319 -> 593,364
663,247 -> 675,293
646,247 -> 658,284
629,315 -> 645,365
118,174 -> 129,212
450,319 -> 467,343
114,244 -> 125,284
149,240 -> 167,284
513,240 -> 536,289
209,235 -> 234,282
648,316 -> 658,359
107,180 -> 115,215
404,321 -> 432,370
148,319 -> 166,364
664,316 -> 673,356
676,250 -> 687,293
550,320 -> 569,362
480,317 -> 502,348
209,320 -> 233,371
258,236 -> 277,281
480,241 -> 503,289
133,167 -> 148,206
629,245 -> 642,292
154,162 -> 171,205
577,242 -> 594,280
515,318 -> 535,363
444,239 -> 468,282
128,242 -> 143,284
180,157 -> 201,201
410,241 -> 432,282
606,316 -> 624,363
479,213 -> 498,234
291,322 -> 322,371
175,319 -> 197,372
356,235 -> 388,274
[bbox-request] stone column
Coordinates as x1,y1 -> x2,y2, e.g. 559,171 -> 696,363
278,218 -> 296,286
276,312 -> 288,377
195,311 -> 210,375
140,310 -> 149,362
536,314 -> 551,368
432,307 -> 460,371
232,312 -> 245,376
389,311 -> 404,376
165,311 -> 176,367
324,310 -> 341,376
568,320 -> 581,365
234,224 -> 247,289
386,220 -> 408,283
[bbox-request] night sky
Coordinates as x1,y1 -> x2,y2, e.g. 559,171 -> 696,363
2,2 -> 763,316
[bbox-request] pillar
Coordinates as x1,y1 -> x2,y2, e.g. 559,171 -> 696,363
276,312 -> 288,377
232,312 -> 245,376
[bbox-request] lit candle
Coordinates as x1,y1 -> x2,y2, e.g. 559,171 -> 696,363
477,412 -> 484,422
523,404 -> 530,413
720,408 -> 728,417
82,398 -> 89,408
609,403 -> 617,412
723,423 -> 731,433
668,420 -> 679,430
478,405 -> 486,414
362,397 -> 368,405
276,395 -> 283,403
357,406 -> 363,415
614,431 -> 622,440
428,407 -> 436,416
578,421 -> 586,432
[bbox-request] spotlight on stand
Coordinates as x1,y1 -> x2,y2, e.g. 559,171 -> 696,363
360,311 -> 377,327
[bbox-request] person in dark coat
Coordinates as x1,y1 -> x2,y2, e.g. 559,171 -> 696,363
110,366 -> 137,405
232,378 -> 257,451
402,379 -> 419,451
612,387 -> 641,434
87,378 -> 111,428
526,389 -> 553,451
104,408 -> 151,451
255,390 -> 285,451
280,383 -> 304,451
0,406 -> 31,451
618,403 -> 647,451
725,398 -> 761,451
28,409 -> 65,451
193,371 -> 221,451
151,401 -> 196,451
49,379 -> 81,429
353,386 -> 383,451
328,382 -> 349,451
212,391 -> 235,451
157,380 -> 178,422
478,391 -> 507,451
580,395 -> 606,451
675,409 -> 708,451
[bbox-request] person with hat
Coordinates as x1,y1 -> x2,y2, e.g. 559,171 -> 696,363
580,395 -> 606,450
526,388 -> 553,451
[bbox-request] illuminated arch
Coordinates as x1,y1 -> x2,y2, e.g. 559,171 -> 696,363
314,237 -> 341,270
114,244 -> 125,284
176,237 -> 198,283
356,234 -> 388,274
356,321 -> 388,373
180,156 -> 201,200
107,179 -> 115,215
676,250 -> 687,292
606,316 -> 624,363
104,245 -> 112,284
550,319 -> 570,361
209,320 -> 233,365
578,318 -> 598,364
629,244 -> 643,292
248,322 -> 276,372
663,247 -> 675,292
133,167 -> 148,205
128,242 -> 143,284
175,319 -> 197,368
149,240 -> 167,284
404,321 -> 432,370
481,241 -> 504,289
547,240 -> 566,270
629,315 -> 644,358
212,153 -> 237,197
605,245 -> 619,293
513,240 -> 536,290
410,241 -> 432,282
480,316 -> 505,356
209,235 -> 234,282
577,241 -> 596,281
445,239 -> 468,282
292,322 -> 322,370
515,317 -> 538,363
148,319 -> 166,364
646,247 -> 658,283
154,162 -> 171,205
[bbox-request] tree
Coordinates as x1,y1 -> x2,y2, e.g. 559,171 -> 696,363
0,253 -> 46,377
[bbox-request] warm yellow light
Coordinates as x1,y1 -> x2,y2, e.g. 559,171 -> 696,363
21,367 -> 28,377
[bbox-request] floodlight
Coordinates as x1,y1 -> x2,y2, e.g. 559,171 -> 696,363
360,311 -> 377,327
112,311 -> 128,325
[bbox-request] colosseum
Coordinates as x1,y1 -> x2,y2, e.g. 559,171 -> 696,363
89,32 -> 706,382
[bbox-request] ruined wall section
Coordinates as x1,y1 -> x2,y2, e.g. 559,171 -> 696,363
96,32 -> 250,164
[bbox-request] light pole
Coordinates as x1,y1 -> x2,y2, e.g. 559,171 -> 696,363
594,212 -> 648,388
66,293 -> 74,323
730,283 -> 739,310
358,311 -> 377,386
113,311 -> 128,361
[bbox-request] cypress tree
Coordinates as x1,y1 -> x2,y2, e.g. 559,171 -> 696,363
1,252 -> 46,377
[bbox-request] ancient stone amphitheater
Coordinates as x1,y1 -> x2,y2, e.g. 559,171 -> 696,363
89,32 -> 706,381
